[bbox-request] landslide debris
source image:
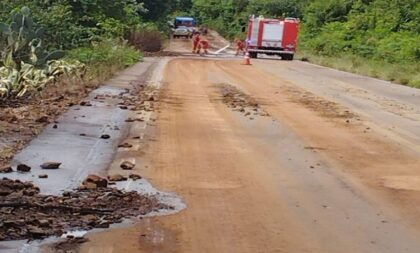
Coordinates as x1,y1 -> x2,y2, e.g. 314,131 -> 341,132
40,162 -> 61,170
119,82 -> 159,113
17,164 -> 31,172
121,161 -> 135,170
0,178 -> 172,241
0,165 -> 13,173
286,87 -> 357,120
0,80 -> 99,167
143,51 -> 182,57
0,71 -> 159,170
219,84 -> 270,118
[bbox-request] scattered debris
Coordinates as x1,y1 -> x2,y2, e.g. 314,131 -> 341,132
121,161 -> 135,170
118,143 -> 133,148
129,173 -> 142,180
51,236 -> 89,252
219,84 -> 269,118
108,174 -> 128,182
142,51 -> 183,57
304,146 -> 326,151
80,101 -> 92,106
82,175 -> 108,189
286,87 -> 356,120
0,178 -> 171,241
126,118 -> 144,123
100,134 -> 111,139
0,165 -> 12,173
16,164 -> 31,172
36,116 -> 49,123
40,162 -> 62,170
0,77 -> 103,167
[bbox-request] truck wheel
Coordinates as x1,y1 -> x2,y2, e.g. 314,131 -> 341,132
249,52 -> 258,59
280,54 -> 293,61
282,54 -> 294,61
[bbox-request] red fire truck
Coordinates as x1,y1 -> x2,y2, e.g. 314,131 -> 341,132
246,16 -> 300,60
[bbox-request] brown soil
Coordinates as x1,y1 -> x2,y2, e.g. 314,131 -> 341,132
81,59 -> 420,253
285,86 -> 357,119
0,178 -> 171,241
218,83 -> 270,118
0,79 -> 98,167
48,237 -> 88,253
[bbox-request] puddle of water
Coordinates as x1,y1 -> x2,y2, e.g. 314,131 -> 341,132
114,179 -> 186,216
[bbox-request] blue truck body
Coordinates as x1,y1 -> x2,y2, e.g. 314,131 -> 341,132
174,17 -> 197,28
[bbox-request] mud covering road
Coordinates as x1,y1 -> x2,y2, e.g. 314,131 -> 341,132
3,36 -> 420,252
0,58 -> 185,252
79,42 -> 420,253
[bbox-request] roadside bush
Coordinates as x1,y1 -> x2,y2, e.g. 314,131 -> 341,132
297,51 -> 420,87
67,40 -> 141,67
67,40 -> 142,81
126,25 -> 165,52
0,0 -> 144,50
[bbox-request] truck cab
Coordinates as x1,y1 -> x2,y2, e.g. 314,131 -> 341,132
174,17 -> 197,29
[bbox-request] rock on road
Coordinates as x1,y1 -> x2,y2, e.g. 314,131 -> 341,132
80,53 -> 420,253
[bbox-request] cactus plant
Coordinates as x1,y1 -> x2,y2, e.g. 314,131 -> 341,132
0,7 -> 65,70
0,7 -> 83,99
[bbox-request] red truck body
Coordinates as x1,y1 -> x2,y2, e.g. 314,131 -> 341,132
246,16 -> 300,60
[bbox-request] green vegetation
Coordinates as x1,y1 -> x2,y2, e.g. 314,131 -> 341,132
0,1 -> 192,99
0,0 -> 144,49
0,0 -> 418,91
67,40 -> 141,81
191,0 -> 419,87
0,7 -> 84,98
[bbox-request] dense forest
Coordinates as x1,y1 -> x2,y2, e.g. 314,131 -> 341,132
0,0 -> 191,98
0,0 -> 419,96
192,0 -> 419,63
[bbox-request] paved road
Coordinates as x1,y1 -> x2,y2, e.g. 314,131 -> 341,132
6,36 -> 420,252
81,57 -> 420,253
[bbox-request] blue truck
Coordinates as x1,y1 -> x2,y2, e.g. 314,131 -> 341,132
171,17 -> 197,39
174,17 -> 197,28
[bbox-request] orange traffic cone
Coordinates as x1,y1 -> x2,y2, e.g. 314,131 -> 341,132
243,52 -> 252,65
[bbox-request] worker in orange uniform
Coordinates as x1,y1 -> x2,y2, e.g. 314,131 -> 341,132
197,37 -> 209,55
192,32 -> 201,53
235,38 -> 245,56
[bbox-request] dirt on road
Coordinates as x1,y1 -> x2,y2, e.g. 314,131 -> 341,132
3,34 -> 420,252
81,58 -> 420,253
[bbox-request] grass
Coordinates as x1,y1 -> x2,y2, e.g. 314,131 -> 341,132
297,51 -> 420,88
67,39 -> 143,83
